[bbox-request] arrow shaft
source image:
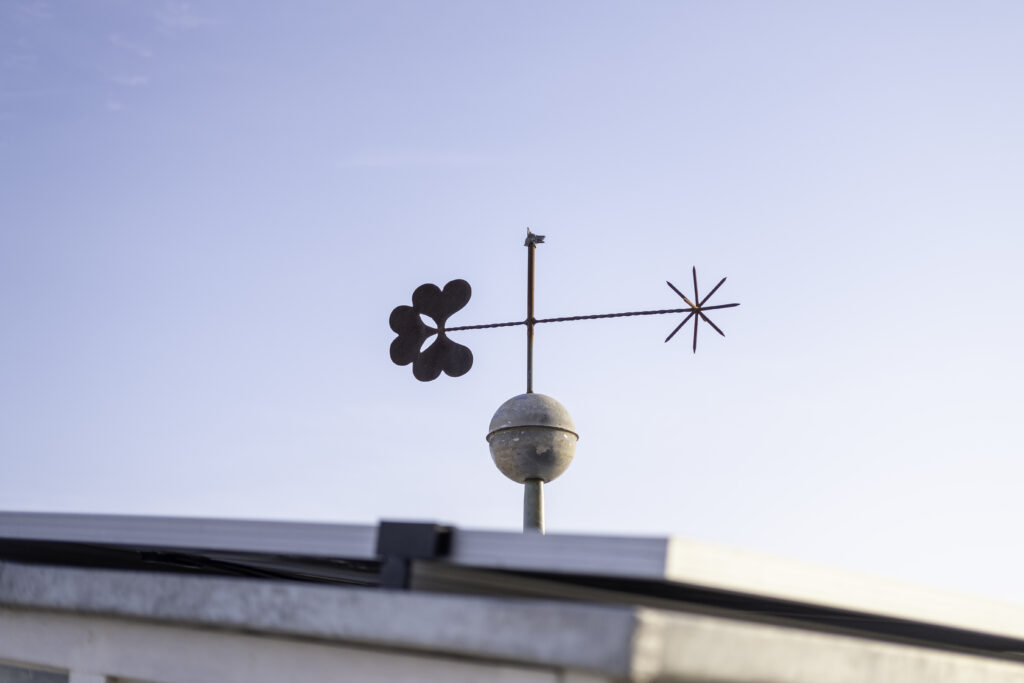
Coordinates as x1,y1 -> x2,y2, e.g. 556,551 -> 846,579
446,302 -> 739,331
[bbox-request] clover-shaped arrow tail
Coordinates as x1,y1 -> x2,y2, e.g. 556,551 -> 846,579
389,279 -> 474,381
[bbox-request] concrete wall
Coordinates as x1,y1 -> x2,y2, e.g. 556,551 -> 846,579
0,608 -> 609,683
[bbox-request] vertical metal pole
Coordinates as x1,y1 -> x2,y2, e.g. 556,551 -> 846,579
523,478 -> 544,533
523,231 -> 545,534
526,241 -> 536,394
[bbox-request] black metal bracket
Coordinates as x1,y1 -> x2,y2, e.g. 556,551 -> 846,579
375,521 -> 453,589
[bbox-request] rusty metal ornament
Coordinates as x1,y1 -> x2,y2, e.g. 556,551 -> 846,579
388,232 -> 740,383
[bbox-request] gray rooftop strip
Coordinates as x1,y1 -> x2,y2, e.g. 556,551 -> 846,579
0,513 -> 670,578
447,527 -> 669,578
0,512 -> 378,559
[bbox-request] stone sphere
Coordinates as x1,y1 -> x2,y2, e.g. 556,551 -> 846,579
486,393 -> 578,484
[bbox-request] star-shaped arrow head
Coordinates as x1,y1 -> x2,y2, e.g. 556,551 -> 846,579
664,267 -> 740,352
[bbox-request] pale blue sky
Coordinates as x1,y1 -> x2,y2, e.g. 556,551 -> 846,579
2,1 -> 1024,602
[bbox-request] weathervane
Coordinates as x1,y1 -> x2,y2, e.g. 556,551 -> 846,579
389,230 -> 740,533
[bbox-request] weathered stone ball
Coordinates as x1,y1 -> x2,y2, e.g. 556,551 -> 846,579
486,393 -> 578,484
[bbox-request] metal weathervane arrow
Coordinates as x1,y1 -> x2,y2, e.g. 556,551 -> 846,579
387,229 -> 741,389
389,229 -> 740,388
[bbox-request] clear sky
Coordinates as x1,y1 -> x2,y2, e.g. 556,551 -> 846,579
2,1 -> 1024,602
